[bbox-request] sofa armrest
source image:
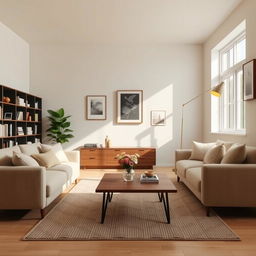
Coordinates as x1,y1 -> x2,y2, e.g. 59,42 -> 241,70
65,150 -> 80,163
0,166 -> 46,209
201,164 -> 256,207
175,149 -> 192,162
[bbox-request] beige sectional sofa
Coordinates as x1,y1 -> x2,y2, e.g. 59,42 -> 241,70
0,143 -> 80,217
175,146 -> 256,215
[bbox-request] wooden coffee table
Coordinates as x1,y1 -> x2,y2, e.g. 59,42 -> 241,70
95,173 -> 177,224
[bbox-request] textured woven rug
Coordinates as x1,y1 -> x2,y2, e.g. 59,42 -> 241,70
23,177 -> 240,241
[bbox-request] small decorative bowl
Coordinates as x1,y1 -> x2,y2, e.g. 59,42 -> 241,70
144,170 -> 154,177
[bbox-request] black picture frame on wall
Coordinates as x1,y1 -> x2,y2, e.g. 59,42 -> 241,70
243,59 -> 256,101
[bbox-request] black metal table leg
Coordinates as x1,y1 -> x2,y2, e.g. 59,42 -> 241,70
100,192 -> 112,224
161,192 -> 170,224
158,192 -> 163,202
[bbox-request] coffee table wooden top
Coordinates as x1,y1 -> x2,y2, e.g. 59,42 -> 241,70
95,173 -> 177,193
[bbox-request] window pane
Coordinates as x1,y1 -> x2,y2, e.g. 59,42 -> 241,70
236,70 -> 245,129
229,76 -> 234,129
223,79 -> 229,129
229,48 -> 234,67
222,52 -> 228,72
236,38 -> 246,63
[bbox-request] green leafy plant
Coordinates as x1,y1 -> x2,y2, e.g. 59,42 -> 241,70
46,108 -> 74,144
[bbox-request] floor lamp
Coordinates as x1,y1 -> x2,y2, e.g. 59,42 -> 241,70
180,82 -> 224,149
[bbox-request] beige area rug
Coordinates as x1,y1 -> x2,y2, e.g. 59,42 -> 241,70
23,178 -> 240,241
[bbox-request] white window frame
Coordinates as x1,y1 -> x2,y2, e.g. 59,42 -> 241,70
216,32 -> 246,135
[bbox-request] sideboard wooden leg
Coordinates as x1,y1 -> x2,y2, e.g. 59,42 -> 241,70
206,207 -> 211,217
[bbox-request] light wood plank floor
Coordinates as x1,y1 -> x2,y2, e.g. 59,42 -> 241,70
0,167 -> 256,256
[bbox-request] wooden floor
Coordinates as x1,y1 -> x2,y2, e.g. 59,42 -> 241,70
1,167 -> 256,256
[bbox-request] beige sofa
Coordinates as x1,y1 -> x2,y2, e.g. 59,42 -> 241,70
175,146 -> 256,215
0,143 -> 80,217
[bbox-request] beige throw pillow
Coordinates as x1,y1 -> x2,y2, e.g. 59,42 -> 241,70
203,144 -> 224,164
41,143 -> 69,163
32,150 -> 61,168
12,152 -> 40,166
19,142 -> 41,156
221,144 -> 246,164
216,140 -> 234,153
189,141 -> 216,161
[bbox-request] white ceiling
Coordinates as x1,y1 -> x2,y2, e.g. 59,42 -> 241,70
0,0 -> 242,44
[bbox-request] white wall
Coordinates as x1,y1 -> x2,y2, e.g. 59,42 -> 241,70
203,0 -> 256,145
30,44 -> 202,166
0,22 -> 29,92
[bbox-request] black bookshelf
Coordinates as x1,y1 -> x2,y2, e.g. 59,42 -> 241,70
0,85 -> 42,148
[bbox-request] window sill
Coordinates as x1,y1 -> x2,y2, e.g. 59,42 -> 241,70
211,131 -> 247,136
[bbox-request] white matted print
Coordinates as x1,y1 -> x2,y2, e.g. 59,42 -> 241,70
151,110 -> 166,126
86,95 -> 106,120
243,59 -> 256,100
116,90 -> 143,124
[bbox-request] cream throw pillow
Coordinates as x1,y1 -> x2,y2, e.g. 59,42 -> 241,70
203,144 -> 224,164
221,144 -> 246,164
32,150 -> 61,168
12,152 -> 40,166
41,143 -> 69,163
189,141 -> 216,161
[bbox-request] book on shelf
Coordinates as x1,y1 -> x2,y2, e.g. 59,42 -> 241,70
16,96 -> 26,106
0,123 -> 13,137
0,106 -> 2,119
35,102 -> 39,109
140,174 -> 159,184
16,111 -> 24,121
17,126 -> 24,135
3,140 -> 14,148
34,125 -> 38,134
35,138 -> 40,143
35,113 -> 39,122
27,127 -> 33,135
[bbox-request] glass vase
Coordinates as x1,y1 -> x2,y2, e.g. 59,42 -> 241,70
123,169 -> 135,182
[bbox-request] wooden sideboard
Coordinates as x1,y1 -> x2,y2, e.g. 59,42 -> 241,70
80,147 -> 156,169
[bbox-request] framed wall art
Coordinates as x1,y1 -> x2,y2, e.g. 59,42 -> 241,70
243,59 -> 256,100
151,110 -> 166,126
85,95 -> 107,120
116,90 -> 143,124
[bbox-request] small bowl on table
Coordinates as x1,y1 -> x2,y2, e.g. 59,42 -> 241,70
144,170 -> 154,177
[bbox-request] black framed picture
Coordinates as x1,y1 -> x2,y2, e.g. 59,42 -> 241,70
85,95 -> 107,120
116,90 -> 143,124
243,59 -> 256,100
4,112 -> 12,120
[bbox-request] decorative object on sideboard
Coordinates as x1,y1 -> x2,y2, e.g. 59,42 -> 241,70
180,82 -> 224,148
104,135 -> 111,148
151,110 -> 166,126
85,95 -> 107,120
46,108 -> 74,144
116,90 -> 143,124
243,59 -> 256,100
116,152 -> 140,182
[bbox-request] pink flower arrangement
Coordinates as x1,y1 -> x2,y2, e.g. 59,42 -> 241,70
116,152 -> 140,173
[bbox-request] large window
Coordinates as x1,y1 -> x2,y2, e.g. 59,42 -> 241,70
211,21 -> 246,135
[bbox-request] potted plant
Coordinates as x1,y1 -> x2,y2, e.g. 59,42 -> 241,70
116,152 -> 140,181
46,108 -> 74,144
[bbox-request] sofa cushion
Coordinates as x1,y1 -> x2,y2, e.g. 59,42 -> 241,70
245,146 -> 256,164
46,170 -> 67,197
189,141 -> 215,161
48,162 -> 80,182
32,150 -> 61,168
176,160 -> 203,177
216,139 -> 234,152
19,143 -> 41,156
204,144 -> 224,164
0,146 -> 21,166
12,152 -> 40,166
221,144 -> 246,164
186,167 -> 202,192
41,143 -> 69,163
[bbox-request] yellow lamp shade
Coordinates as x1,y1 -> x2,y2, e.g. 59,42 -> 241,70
210,82 -> 224,97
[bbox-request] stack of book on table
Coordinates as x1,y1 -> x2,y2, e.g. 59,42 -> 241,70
140,174 -> 159,184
